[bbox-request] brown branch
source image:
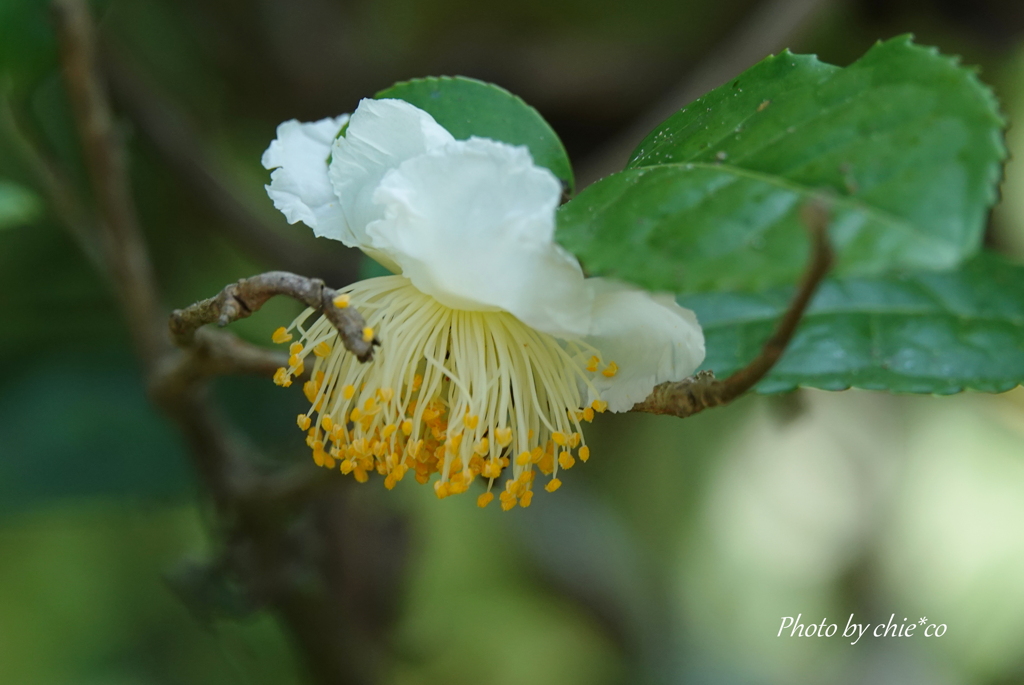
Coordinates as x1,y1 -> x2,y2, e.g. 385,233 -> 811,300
632,200 -> 834,418
169,270 -> 377,362
52,0 -> 168,368
49,3 -> 396,683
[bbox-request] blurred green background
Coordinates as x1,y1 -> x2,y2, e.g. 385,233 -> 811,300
2,0 -> 1024,683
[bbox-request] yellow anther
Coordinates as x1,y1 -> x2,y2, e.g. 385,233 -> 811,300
569,432 -> 580,448
384,474 -> 397,490
332,293 -> 351,308
519,490 -> 534,508
313,341 -> 332,358
515,451 -> 532,466
342,384 -> 355,400
602,361 -> 619,378
495,427 -> 512,447
412,374 -> 423,391
288,354 -> 301,368
401,419 -> 413,436
363,396 -> 379,413
530,446 -> 543,463
381,423 -> 398,439
272,327 -> 293,344
321,416 -> 334,431
591,399 -> 608,413
377,387 -> 394,403
303,380 -> 318,402
558,451 -> 575,470
474,438 -> 489,456
434,481 -> 451,499
312,449 -> 325,467
293,360 -> 305,376
538,452 -> 554,475
447,432 -> 464,451
583,407 -> 595,422
353,467 -> 369,483
362,326 -> 374,343
552,431 -> 568,447
464,414 -> 479,430
499,491 -> 517,511
289,342 -> 303,356
545,478 -> 562,493
340,459 -> 354,474
579,445 -> 590,462
477,491 -> 494,508
586,355 -> 600,372
296,414 -> 311,431
273,368 -> 292,387
350,407 -> 363,422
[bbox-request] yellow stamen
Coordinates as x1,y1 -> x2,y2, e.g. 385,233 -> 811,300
545,478 -> 562,492
558,451 -> 575,470
602,361 -> 619,378
273,368 -> 292,387
272,276 -> 607,506
591,399 -> 608,413
579,445 -> 590,462
296,414 -> 311,431
332,293 -> 351,308
272,327 -> 292,344
477,491 -> 494,508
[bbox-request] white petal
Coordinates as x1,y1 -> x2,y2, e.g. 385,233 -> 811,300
328,98 -> 454,252
367,137 -> 591,338
262,116 -> 351,241
583,279 -> 705,412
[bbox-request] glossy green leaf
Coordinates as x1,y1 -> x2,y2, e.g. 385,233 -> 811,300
680,253 -> 1024,394
376,76 -> 574,193
558,36 -> 1005,293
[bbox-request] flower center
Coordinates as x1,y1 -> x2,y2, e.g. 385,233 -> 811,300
272,275 -> 615,510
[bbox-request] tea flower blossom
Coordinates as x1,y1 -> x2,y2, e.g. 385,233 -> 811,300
262,98 -> 704,509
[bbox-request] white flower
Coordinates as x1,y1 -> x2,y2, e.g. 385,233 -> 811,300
263,97 -> 705,508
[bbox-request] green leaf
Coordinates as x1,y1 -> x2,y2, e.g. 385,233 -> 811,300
0,180 -> 42,229
376,76 -> 574,193
681,253 -> 1024,394
557,36 -> 1005,293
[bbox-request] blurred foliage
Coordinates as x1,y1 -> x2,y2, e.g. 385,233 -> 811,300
2,0 -> 1024,684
